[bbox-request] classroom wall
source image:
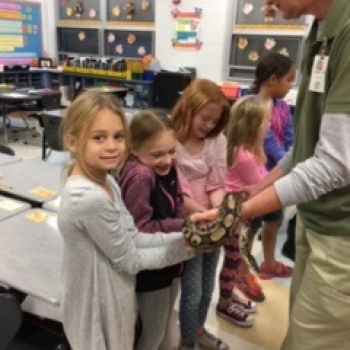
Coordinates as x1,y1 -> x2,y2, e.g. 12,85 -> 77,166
41,0 -> 235,83
155,0 -> 234,82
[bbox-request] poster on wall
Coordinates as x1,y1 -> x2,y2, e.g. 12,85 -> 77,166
171,7 -> 202,50
0,1 -> 42,65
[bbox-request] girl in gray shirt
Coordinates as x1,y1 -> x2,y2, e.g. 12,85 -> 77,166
57,92 -> 193,350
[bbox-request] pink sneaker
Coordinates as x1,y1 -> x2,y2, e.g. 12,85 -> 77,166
236,273 -> 265,302
259,261 -> 293,280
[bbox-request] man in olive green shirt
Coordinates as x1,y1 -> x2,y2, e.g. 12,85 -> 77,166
193,0 -> 350,349
243,1 -> 350,349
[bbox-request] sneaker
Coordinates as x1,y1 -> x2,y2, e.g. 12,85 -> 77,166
197,329 -> 229,350
259,261 -> 293,280
216,302 -> 254,328
236,273 -> 265,302
231,292 -> 257,313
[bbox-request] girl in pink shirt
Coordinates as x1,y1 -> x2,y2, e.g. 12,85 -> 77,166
172,79 -> 254,350
220,96 -> 292,306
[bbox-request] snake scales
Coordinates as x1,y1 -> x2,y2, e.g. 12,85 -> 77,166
182,193 -> 260,273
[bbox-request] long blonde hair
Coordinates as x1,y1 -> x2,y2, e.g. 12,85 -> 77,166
171,79 -> 230,143
60,91 -> 127,182
226,95 -> 271,168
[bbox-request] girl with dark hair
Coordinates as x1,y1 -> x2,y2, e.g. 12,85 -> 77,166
247,52 -> 295,280
250,52 -> 295,170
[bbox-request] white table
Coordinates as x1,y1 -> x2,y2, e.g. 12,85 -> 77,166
42,106 -> 140,125
43,195 -> 61,213
0,195 -> 30,221
0,153 -> 22,167
0,158 -> 62,205
0,209 -> 62,305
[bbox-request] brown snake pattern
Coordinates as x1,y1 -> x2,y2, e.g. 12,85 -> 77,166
182,193 -> 260,273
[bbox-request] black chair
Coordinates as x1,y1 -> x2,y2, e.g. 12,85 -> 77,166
0,293 -> 22,349
152,71 -> 192,109
31,92 -> 63,128
41,113 -> 63,160
22,92 -> 63,147
27,92 -> 65,159
40,92 -> 63,110
0,143 -> 15,156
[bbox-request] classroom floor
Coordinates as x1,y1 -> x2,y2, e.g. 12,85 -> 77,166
6,139 -> 293,350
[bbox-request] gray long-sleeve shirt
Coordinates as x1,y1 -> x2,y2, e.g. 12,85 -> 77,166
57,175 -> 193,350
274,112 -> 350,207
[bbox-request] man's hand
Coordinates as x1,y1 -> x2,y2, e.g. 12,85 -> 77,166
240,183 -> 263,199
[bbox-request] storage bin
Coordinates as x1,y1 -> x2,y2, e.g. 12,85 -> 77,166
220,82 -> 240,99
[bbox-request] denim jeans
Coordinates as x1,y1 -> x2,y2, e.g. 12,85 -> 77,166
179,249 -> 221,345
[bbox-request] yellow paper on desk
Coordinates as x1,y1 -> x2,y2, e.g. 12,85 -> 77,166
0,199 -> 23,211
30,187 -> 57,198
25,211 -> 48,223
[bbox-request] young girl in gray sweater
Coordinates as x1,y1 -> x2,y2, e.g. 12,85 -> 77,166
57,92 -> 193,350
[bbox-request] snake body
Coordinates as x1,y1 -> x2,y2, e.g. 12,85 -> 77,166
182,192 -> 260,273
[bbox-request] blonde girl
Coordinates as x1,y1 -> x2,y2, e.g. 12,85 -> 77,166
57,92 -> 193,350
223,96 -> 290,304
173,79 -> 254,350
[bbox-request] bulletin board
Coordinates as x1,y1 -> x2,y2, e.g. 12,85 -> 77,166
229,34 -> 302,83
235,0 -> 305,30
104,29 -> 154,58
107,0 -> 155,26
58,0 -> 101,24
57,28 -> 100,55
0,1 -> 42,65
230,34 -> 301,67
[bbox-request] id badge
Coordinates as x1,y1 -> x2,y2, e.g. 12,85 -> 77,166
309,55 -> 329,93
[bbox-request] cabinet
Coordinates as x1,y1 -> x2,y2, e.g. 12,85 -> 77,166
0,70 -> 67,89
61,72 -> 153,108
228,0 -> 311,84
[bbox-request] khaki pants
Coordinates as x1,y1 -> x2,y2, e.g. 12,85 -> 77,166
281,216 -> 350,350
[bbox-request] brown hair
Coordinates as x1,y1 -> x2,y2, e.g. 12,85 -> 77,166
60,91 -> 127,182
226,95 -> 271,168
171,78 -> 230,143
129,109 -> 174,151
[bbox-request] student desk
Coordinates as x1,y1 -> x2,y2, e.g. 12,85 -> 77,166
0,91 -> 42,144
0,158 -> 62,205
0,153 -> 22,166
85,86 -> 128,93
41,108 -> 66,119
0,209 -> 62,305
40,107 -> 138,160
85,86 -> 129,105
0,195 -> 30,221
42,106 -> 139,126
43,195 -> 61,213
